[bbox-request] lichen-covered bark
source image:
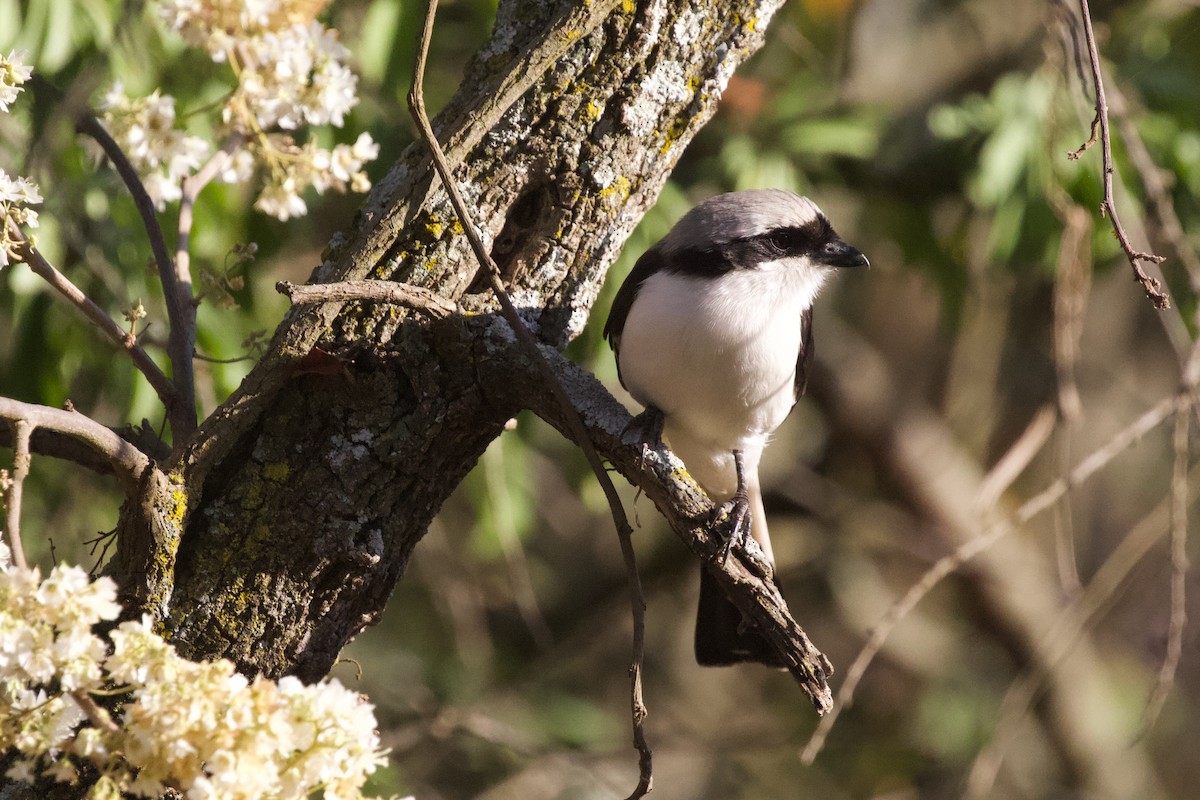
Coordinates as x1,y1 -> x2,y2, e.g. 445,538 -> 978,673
113,0 -> 787,679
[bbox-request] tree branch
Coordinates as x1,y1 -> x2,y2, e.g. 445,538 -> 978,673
965,460 -> 1200,796
1140,404 -> 1191,732
171,141 -> 240,435
276,279 -> 458,319
0,397 -> 151,494
62,83 -> 198,440
6,219 -> 179,412
3,419 -> 32,570
1067,0 -> 1170,309
478,337 -> 834,711
801,318 -> 1188,764
408,1 -> 652,793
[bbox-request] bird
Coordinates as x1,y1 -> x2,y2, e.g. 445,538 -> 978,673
603,189 -> 868,667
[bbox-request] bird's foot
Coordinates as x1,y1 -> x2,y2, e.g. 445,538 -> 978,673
623,406 -> 666,468
712,486 -> 752,567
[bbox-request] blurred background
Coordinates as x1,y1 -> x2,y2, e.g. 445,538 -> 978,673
2,0 -> 1199,797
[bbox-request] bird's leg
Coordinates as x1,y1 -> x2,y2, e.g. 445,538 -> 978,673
714,449 -> 751,566
624,405 -> 666,468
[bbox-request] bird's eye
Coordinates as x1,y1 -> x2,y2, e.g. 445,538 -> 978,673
767,231 -> 793,252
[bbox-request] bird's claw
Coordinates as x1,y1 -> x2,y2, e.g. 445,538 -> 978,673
713,488 -> 751,567
624,406 -> 665,469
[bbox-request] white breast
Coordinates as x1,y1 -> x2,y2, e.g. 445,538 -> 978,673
617,262 -> 824,458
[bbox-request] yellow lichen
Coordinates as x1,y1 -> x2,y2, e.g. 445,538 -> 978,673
168,489 -> 188,525
263,462 -> 290,482
598,175 -> 632,202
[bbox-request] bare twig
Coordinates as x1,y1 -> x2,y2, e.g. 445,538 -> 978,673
67,90 -> 197,440
276,279 -> 459,319
174,139 -> 241,429
975,404 -> 1057,513
1066,0 -> 1169,309
965,461 -> 1200,797
409,2 -> 650,793
3,419 -> 32,570
1109,84 -> 1200,300
71,690 -> 120,734
0,398 -> 151,494
6,220 -> 179,413
1050,201 -> 1092,593
1140,405 -> 1191,732
802,391 -> 1186,763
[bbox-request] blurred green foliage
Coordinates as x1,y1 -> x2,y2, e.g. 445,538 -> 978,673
4,1 -> 1200,798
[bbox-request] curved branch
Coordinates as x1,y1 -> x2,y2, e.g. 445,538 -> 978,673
478,335 -> 834,713
409,2 -> 652,792
0,397 -> 151,493
3,419 -> 32,570
35,75 -> 199,441
6,220 -> 179,412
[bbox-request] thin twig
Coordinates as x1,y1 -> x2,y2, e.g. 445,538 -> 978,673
975,404 -> 1057,513
1050,201 -> 1092,593
173,140 -> 240,437
1140,404 -> 1190,732
65,86 -> 196,439
0,397 -> 151,494
1108,83 -> 1200,299
965,461 -> 1200,797
71,690 -> 120,734
3,420 -> 32,570
276,279 -> 459,319
1067,0 -> 1169,309
802,391 -> 1186,764
408,2 -> 650,794
6,220 -> 179,413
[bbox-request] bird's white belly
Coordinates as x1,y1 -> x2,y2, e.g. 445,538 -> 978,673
617,270 -> 809,453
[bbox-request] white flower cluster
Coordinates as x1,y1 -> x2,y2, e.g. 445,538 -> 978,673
0,544 -> 389,800
0,49 -> 33,112
0,50 -> 39,268
97,0 -> 379,220
97,83 -> 213,209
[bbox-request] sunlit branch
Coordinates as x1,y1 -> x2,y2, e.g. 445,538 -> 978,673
65,87 -> 198,440
174,138 -> 242,439
6,220 -> 179,412
276,279 -> 459,319
0,397 -> 151,494
408,1 -> 654,794
3,419 -> 32,571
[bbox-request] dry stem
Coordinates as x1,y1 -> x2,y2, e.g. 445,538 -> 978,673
407,1 -> 651,794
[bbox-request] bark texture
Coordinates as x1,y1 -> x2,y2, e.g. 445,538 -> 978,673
109,0 -> 791,682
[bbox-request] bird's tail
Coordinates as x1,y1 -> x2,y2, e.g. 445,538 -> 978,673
694,481 -> 785,667
694,564 -> 785,667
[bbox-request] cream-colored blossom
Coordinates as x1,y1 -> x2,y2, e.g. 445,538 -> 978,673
1,562 -> 388,798
133,1 -> 377,220
97,84 -> 210,209
0,50 -> 33,112
0,168 -> 42,268
0,50 -> 40,267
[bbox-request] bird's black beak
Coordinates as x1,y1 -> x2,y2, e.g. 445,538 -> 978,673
818,238 -> 870,269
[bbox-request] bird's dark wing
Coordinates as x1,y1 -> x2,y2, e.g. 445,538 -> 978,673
794,306 -> 814,399
603,248 -> 667,390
